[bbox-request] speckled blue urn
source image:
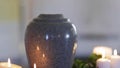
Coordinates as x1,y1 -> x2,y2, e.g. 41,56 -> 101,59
25,14 -> 77,68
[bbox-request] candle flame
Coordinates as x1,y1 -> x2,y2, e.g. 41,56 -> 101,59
99,48 -> 103,55
37,46 -> 40,51
43,54 -> 45,58
34,63 -> 36,68
8,58 -> 11,67
114,49 -> 117,56
102,49 -> 105,59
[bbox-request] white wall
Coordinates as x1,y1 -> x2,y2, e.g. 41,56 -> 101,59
0,0 -> 24,66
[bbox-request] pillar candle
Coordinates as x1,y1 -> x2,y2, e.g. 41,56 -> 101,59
0,62 -> 22,68
93,46 -> 112,58
111,49 -> 120,68
96,49 -> 111,68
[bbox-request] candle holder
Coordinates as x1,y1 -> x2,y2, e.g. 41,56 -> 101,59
25,14 -> 77,68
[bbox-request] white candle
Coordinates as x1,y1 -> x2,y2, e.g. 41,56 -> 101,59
93,46 -> 112,58
0,58 -> 22,68
96,49 -> 111,68
111,49 -> 120,68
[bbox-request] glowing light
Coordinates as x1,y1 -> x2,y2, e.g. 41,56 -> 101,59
93,46 -> 112,59
43,54 -> 45,58
34,63 -> 36,68
8,58 -> 11,67
101,49 -> 105,59
114,49 -> 117,56
36,46 -> 40,51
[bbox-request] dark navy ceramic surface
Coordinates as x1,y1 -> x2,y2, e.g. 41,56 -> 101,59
25,14 -> 77,68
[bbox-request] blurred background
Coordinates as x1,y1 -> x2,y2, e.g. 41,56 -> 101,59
1,0 -> 120,68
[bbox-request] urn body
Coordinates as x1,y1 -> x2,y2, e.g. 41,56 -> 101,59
25,14 -> 77,68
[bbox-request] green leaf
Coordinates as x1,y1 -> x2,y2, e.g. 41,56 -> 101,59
79,63 -> 85,68
83,64 -> 89,68
72,54 -> 101,68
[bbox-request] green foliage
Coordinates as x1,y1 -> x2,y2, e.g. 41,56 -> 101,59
72,54 -> 101,68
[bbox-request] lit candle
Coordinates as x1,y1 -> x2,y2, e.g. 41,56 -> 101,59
34,63 -> 36,68
111,49 -> 120,68
0,58 -> 22,68
96,49 -> 111,68
93,46 -> 112,58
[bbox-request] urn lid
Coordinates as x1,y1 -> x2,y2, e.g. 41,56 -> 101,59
39,14 -> 63,19
33,14 -> 69,23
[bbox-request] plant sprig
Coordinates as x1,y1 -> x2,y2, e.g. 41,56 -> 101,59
72,54 -> 101,68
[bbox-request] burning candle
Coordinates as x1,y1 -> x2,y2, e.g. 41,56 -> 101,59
93,46 -> 112,58
0,58 -> 22,68
111,49 -> 120,68
96,49 -> 111,68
